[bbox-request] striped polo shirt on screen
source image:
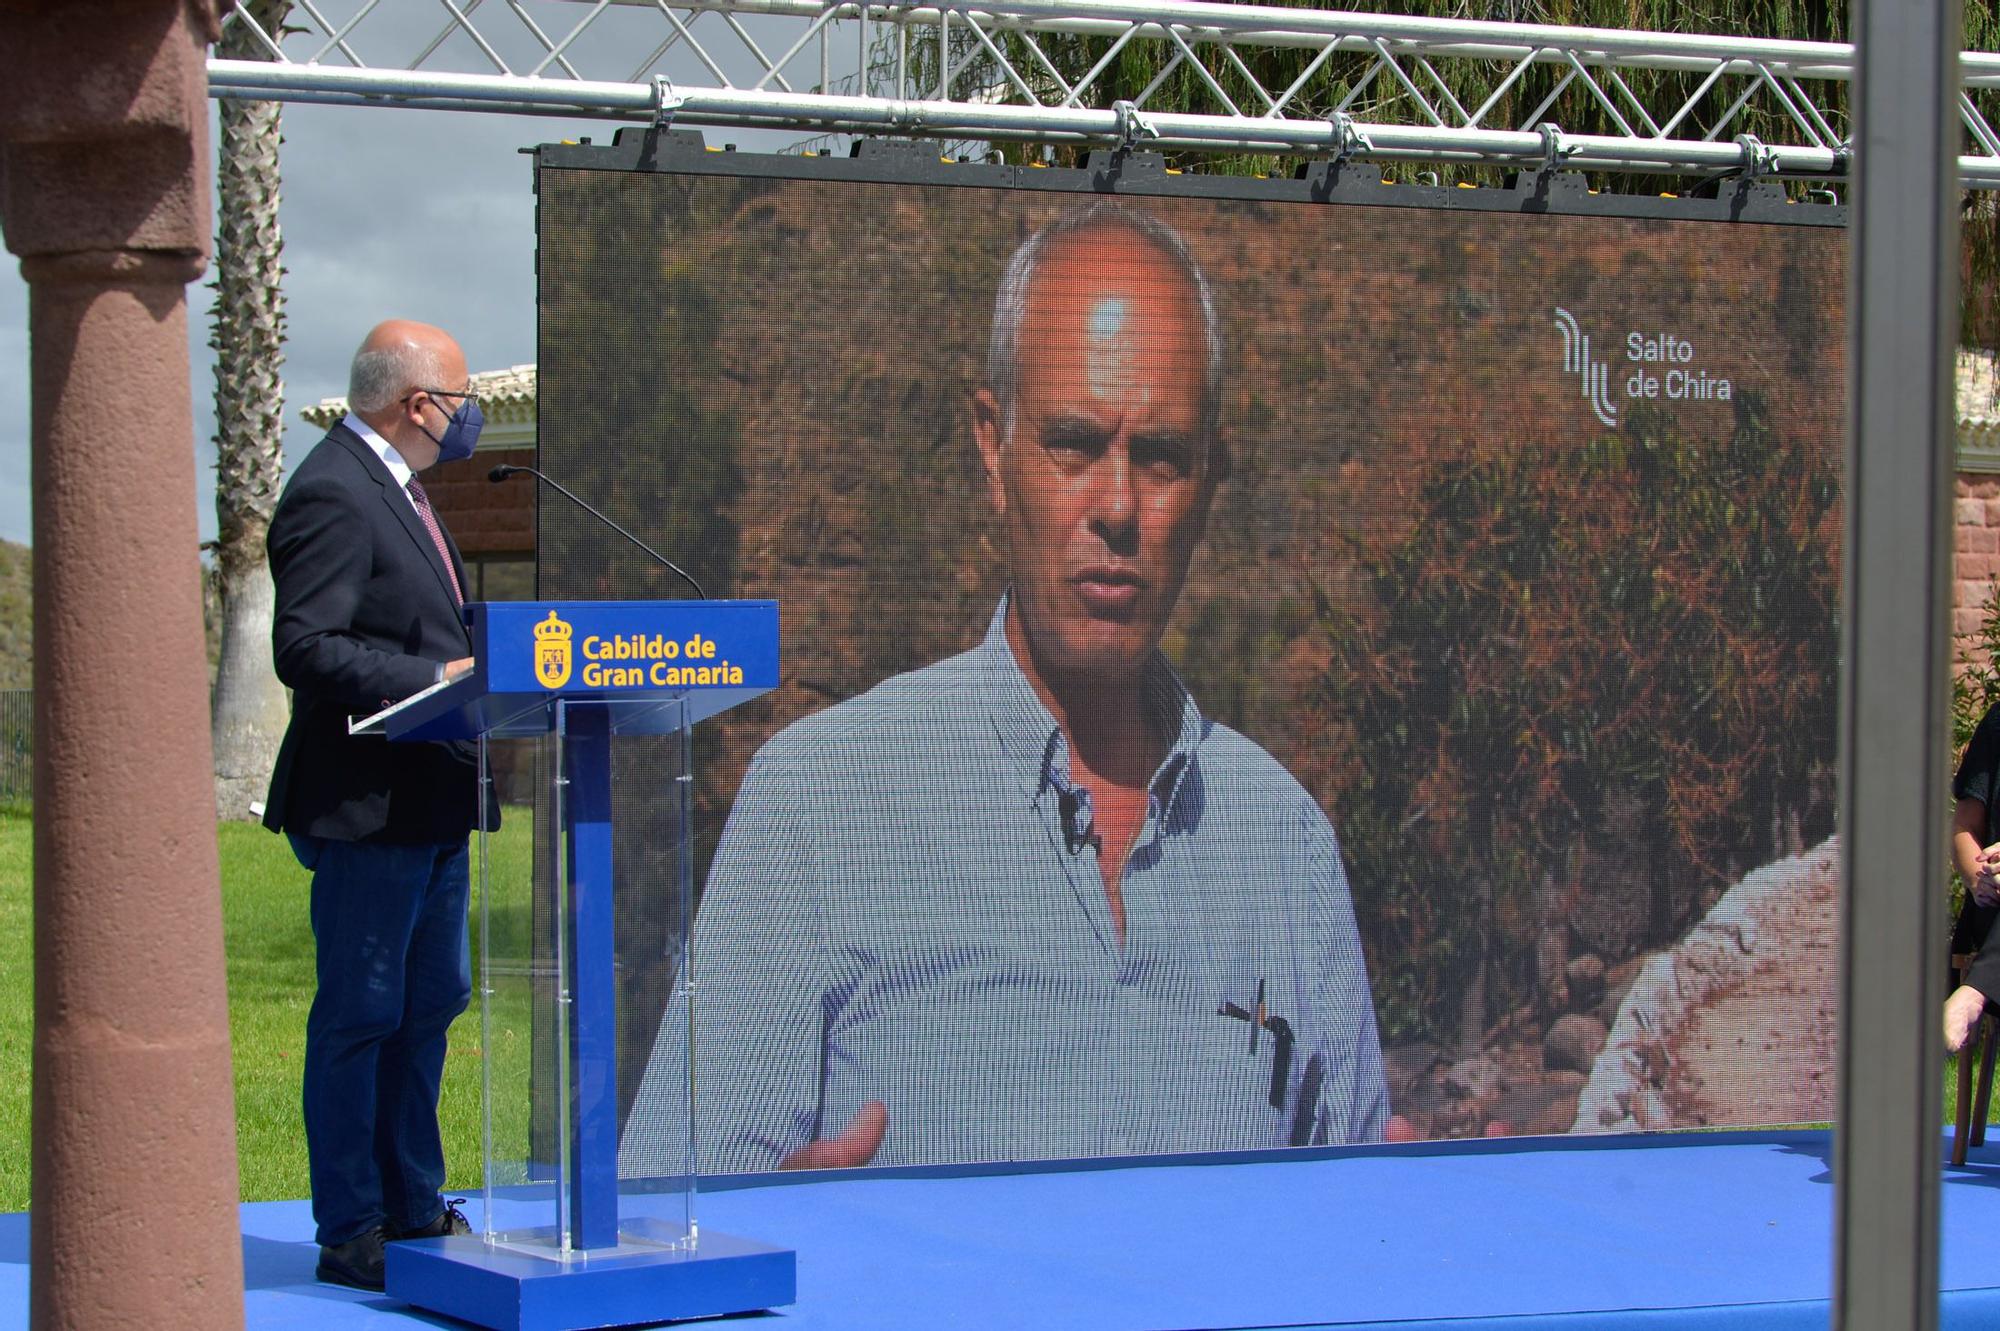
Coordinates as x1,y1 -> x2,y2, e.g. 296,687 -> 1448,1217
620,595 -> 1389,1175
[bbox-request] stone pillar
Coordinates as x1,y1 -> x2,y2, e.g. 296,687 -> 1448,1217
0,4 -> 245,1329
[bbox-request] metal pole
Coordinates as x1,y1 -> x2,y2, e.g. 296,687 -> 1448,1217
1834,0 -> 1960,1321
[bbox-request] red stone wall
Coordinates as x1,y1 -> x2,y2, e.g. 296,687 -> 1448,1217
1960,474 -> 2000,659
425,446 -> 535,558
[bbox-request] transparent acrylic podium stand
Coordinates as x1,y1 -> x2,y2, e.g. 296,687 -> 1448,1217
353,600 -> 793,1331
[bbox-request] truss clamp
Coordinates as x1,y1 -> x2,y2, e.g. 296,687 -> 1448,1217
1536,122 -> 1573,172
1111,100 -> 1160,152
1734,133 -> 1778,179
654,76 -> 686,130
1328,112 -> 1372,163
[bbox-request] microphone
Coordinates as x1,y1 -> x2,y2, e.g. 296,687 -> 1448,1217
1057,788 -> 1100,857
490,464 -> 705,599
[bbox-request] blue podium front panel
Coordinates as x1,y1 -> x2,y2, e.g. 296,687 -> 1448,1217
478,601 -> 779,697
357,600 -> 780,742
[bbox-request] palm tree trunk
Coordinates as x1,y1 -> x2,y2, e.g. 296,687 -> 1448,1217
209,4 -> 292,820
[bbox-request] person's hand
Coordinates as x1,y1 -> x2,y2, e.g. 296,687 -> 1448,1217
1973,843 -> 2000,906
778,1101 -> 887,1170
443,656 -> 475,683
1948,984 -> 1992,1052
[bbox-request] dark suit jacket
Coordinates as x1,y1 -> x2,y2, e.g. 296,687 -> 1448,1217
263,422 -> 485,844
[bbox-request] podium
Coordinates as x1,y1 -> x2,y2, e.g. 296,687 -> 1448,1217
353,600 -> 795,1331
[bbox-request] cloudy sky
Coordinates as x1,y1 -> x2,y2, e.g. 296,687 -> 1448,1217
0,5 -> 819,549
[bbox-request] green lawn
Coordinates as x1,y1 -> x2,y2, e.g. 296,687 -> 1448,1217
0,805 -> 1997,1212
0,807 -> 533,1211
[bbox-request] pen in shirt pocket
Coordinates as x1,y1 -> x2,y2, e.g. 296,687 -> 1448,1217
1217,980 -> 1295,1110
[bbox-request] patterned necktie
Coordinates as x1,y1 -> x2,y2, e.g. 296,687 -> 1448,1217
406,477 -> 464,606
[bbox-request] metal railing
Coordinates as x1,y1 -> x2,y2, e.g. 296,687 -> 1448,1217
0,691 -> 32,806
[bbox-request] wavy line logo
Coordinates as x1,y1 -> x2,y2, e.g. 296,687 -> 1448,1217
1554,307 -> 1619,428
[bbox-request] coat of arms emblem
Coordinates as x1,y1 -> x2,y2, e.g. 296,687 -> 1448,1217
534,610 -> 573,689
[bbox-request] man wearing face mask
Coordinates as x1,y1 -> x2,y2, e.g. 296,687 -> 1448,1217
263,319 -> 490,1291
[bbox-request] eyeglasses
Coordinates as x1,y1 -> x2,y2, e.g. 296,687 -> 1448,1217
402,386 -> 479,409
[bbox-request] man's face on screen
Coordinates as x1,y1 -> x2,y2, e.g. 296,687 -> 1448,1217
975,227 -> 1214,683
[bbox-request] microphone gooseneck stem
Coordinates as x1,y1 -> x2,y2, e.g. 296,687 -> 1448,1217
491,464 -> 705,599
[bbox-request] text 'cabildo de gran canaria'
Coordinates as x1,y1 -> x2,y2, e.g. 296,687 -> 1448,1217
580,632 -> 745,688
531,609 -> 750,690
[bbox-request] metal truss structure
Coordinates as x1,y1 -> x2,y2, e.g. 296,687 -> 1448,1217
209,1 -> 2000,188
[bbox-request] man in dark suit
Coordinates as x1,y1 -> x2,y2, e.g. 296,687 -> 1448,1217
264,319 -> 487,1291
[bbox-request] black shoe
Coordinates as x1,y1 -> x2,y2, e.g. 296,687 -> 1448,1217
390,1198 -> 471,1241
316,1226 -> 387,1292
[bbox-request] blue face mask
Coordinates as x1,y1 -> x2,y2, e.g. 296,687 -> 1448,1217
412,389 -> 485,463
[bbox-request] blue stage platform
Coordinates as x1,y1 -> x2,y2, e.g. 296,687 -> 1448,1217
6,1130 -> 2000,1328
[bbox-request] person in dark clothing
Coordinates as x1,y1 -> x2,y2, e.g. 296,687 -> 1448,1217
264,320 -> 487,1290
1947,703 -> 2000,1052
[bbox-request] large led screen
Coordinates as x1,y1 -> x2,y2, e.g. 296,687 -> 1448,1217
534,138 -> 1845,1174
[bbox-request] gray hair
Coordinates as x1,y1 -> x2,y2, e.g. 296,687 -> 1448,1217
986,202 -> 1226,441
347,336 -> 446,414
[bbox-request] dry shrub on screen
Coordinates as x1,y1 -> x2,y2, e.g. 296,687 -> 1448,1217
1295,394 -> 1840,1047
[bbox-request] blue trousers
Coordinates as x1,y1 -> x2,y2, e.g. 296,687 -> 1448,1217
293,834 -> 472,1246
